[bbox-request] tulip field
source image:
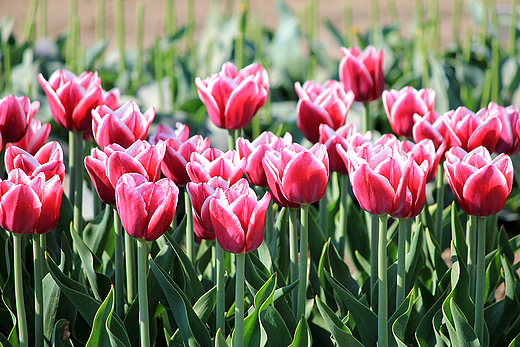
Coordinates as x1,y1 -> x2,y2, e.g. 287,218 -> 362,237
3,0 -> 520,346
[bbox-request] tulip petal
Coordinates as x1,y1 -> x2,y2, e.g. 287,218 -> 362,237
281,151 -> 328,204
210,197 -> 245,254
350,163 -> 395,215
462,165 -> 509,216
1,184 -> 41,234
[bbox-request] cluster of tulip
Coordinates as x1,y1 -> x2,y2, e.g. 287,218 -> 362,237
0,43 -> 517,347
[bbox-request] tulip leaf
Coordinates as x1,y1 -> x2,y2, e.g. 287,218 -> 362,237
307,205 -> 328,266
390,290 -> 414,347
85,287 -> 131,347
405,222 -> 425,292
43,272 -> 66,344
424,227 -> 449,286
149,258 -> 212,347
259,305 -> 292,347
82,205 -> 114,262
451,202 -> 468,264
317,241 -> 337,310
192,285 -> 216,325
416,286 -> 450,347
288,315 -> 312,347
315,296 -> 364,347
450,299 -> 480,347
324,271 -> 378,347
327,239 -> 362,299
51,319 -> 74,347
214,329 -> 229,347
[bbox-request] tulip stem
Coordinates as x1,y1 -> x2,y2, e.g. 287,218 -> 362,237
235,0 -> 248,69
185,188 -> 194,263
137,238 -> 150,347
467,214 -> 477,300
73,131 -> 83,233
370,214 -> 379,309
228,130 -> 239,151
435,163 -> 445,250
298,204 -> 309,319
68,131 -> 75,207
319,182 -> 328,237
0,147 -> 5,179
14,234 -> 28,347
234,253 -> 245,347
289,208 -> 299,313
339,174 -> 350,265
265,199 -> 274,246
363,102 -> 371,133
113,206 -> 125,317
396,218 -> 407,308
33,233 -> 43,347
475,216 -> 487,344
216,241 -> 225,333
378,214 -> 388,347
125,233 -> 137,304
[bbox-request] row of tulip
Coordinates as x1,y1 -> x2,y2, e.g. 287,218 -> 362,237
0,41 -> 518,347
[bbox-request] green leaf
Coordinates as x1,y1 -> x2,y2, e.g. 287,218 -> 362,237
450,299 -> 480,347
69,223 -> 101,300
43,272 -> 65,344
390,291 -> 414,347
415,286 -> 450,347
149,258 -> 212,347
51,319 -> 74,347
451,202 -> 468,264
214,329 -> 229,347
405,222 -> 425,293
288,315 -> 312,347
82,205 -> 114,262
259,305 -> 292,347
327,240 -> 361,299
193,286 -> 216,324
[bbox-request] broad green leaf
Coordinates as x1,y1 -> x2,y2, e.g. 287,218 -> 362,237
82,205 -> 114,262
193,286 -> 216,324
51,319 -> 74,347
214,329 -> 228,347
451,202 -> 468,264
450,299 -> 480,347
43,272 -> 65,344
259,305 -> 292,347
405,223 -> 425,293
424,227 -> 449,286
327,240 -> 361,299
415,287 -> 450,347
390,291 -> 414,347
69,224 -> 101,300
288,315 -> 312,347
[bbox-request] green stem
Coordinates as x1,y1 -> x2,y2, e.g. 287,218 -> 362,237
467,215 -> 477,299
186,0 -> 195,53
39,0 -> 47,39
216,242 -> 225,333
491,38 -> 500,102
114,0 -> 125,73
298,204 -> 309,319
363,102 -> 371,134
396,218 -> 407,308
370,214 -> 379,309
265,199 -> 274,246
509,0 -> 519,56
435,163 -> 444,250
73,131 -> 83,233
185,188 -> 194,262
68,132 -> 75,208
164,0 -> 174,36
475,216 -> 487,344
137,239 -> 150,347
378,214 -> 388,347
370,0 -> 378,45
33,234 -> 43,347
339,174 -> 349,261
319,179 -> 328,237
235,0 -> 248,69
14,234 -> 28,347
234,253 -> 245,347
135,3 -> 145,86
113,206 -> 125,317
453,0 -> 462,45
125,233 -> 136,304
228,129 -> 239,151
96,0 -> 104,40
3,44 -> 11,93
154,37 -> 164,112
289,208 -> 299,313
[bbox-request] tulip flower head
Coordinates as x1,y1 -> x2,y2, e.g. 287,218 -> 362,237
0,170 -> 62,234
187,148 -> 246,185
412,111 -> 450,153
480,102 -> 520,155
237,131 -> 293,187
102,88 -> 121,111
383,87 -> 435,138
92,101 -> 155,149
115,173 -> 179,241
38,69 -> 103,133
0,95 -> 39,148
339,46 -> 384,103
149,123 -> 190,145
195,62 -> 269,130
263,143 -> 329,207
399,138 -> 445,183
444,146 -> 513,217
319,123 -> 359,175
5,141 -> 66,182
295,80 -> 355,143
8,118 -> 51,156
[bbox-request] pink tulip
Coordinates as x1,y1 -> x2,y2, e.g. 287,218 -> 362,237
319,123 -> 358,175
339,46 -> 384,103
383,87 -> 435,138
5,141 -> 65,182
85,140 -> 166,206
0,170 -> 62,234
263,143 -> 329,207
444,146 -> 513,217
102,88 -> 121,111
479,102 -> 520,155
8,118 -> 51,155
237,131 -> 292,187
399,138 -> 445,183
92,101 -> 155,149
0,95 -> 39,146
193,216 -> 216,242
187,148 -> 246,185
195,62 -> 269,130
38,70 -> 103,132
443,106 -> 502,153
295,80 -> 354,143
210,185 -> 271,254
115,173 -> 179,241
149,123 -> 190,145
412,111 -> 450,153
162,135 -> 210,186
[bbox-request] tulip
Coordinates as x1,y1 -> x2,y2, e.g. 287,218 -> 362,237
237,131 -> 292,187
319,123 -> 358,175
102,88 -> 121,111
187,148 -> 246,185
480,102 -> 520,155
0,170 -> 62,234
85,140 -> 166,206
195,62 -> 269,130
339,46 -> 384,103
443,106 -> 502,153
263,143 -> 329,207
162,135 -> 210,187
38,70 -> 103,133
383,87 -> 435,138
209,186 -> 271,254
295,80 -> 354,143
115,173 -> 179,241
92,101 -> 155,149
0,95 -> 39,146
8,119 -> 51,155
399,138 -> 445,183
444,146 -> 513,217
5,141 -> 66,182
149,123 -> 190,145
412,111 -> 450,153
